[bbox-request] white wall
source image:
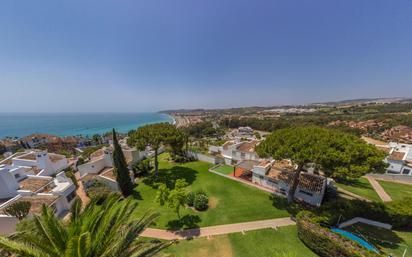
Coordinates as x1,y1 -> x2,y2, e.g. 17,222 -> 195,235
0,216 -> 19,235
78,158 -> 107,177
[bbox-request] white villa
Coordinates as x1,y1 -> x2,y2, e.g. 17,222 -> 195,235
209,139 -> 260,165
248,159 -> 327,206
78,141 -> 144,190
381,142 -> 412,176
0,151 -> 76,235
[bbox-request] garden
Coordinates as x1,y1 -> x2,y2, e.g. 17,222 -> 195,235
131,154 -> 289,230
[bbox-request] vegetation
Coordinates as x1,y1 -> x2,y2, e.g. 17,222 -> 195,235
0,194 -> 169,257
213,164 -> 234,175
313,197 -> 412,229
182,121 -> 224,139
193,191 -> 209,211
378,181 -> 412,202
345,223 -> 412,257
156,179 -> 188,219
84,179 -> 114,201
163,226 -> 317,257
132,158 -> 153,178
64,167 -> 78,188
128,123 -> 185,175
112,128 -> 134,197
3,201 -> 31,220
132,154 -> 289,230
257,126 -> 387,181
296,211 -> 381,257
335,178 -> 381,202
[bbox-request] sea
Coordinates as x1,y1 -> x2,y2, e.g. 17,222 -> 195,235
0,113 -> 174,138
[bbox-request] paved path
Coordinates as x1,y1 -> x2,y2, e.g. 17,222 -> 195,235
365,177 -> 392,202
75,172 -> 90,205
141,217 -> 295,240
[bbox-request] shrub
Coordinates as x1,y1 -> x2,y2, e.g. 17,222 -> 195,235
132,158 -> 153,178
65,169 -> 78,188
194,192 -> 209,211
386,197 -> 412,228
186,192 -> 195,207
85,179 -> 114,203
4,201 -> 31,220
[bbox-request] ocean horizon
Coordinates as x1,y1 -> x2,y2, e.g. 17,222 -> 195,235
0,112 -> 174,138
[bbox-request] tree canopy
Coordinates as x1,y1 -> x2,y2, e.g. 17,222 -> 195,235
112,128 -> 134,197
127,123 -> 184,174
256,126 -> 387,180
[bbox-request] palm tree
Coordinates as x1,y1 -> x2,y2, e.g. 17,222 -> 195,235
0,194 -> 170,257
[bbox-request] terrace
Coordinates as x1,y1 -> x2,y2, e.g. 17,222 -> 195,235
19,177 -> 54,193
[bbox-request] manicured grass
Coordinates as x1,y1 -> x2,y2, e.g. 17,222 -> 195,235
163,226 -> 317,257
345,223 -> 412,257
213,164 -> 235,175
335,178 -> 381,202
132,154 -> 289,230
378,180 -> 412,202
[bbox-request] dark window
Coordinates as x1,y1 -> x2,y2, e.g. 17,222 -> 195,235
66,191 -> 76,202
259,175 -> 264,179
299,190 -> 313,197
403,169 -> 411,175
14,174 -> 20,179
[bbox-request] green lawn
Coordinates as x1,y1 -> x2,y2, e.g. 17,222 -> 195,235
335,178 -> 381,202
213,164 -> 235,175
378,180 -> 412,202
162,226 -> 317,257
345,223 -> 412,257
132,154 -> 289,230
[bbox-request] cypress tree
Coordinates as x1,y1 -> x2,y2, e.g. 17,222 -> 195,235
112,128 -> 134,197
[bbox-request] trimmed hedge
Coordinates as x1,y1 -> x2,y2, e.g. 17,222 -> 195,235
296,211 -> 382,257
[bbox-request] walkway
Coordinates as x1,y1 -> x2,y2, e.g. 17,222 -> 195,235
74,171 -> 90,205
365,177 -> 392,202
141,217 -> 295,240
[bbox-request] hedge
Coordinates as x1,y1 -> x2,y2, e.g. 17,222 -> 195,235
296,211 -> 382,257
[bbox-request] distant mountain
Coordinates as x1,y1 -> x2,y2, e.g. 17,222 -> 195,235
160,97 -> 412,114
311,97 -> 412,106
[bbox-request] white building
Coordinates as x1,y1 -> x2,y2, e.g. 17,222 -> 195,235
209,140 -> 260,165
249,159 -> 327,206
0,159 -> 76,235
383,142 -> 412,175
77,144 -> 141,191
1,150 -> 69,177
251,160 -> 296,196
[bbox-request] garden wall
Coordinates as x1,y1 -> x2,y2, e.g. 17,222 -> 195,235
187,151 -> 223,164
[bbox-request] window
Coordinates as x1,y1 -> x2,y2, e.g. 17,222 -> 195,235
14,174 -> 20,179
241,152 -> 246,158
403,169 -> 411,175
299,190 -> 313,197
66,191 -> 76,202
259,175 -> 264,179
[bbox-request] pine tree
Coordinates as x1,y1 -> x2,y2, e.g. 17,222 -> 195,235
112,128 -> 134,197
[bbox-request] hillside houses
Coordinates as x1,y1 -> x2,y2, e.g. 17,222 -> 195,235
381,125 -> 412,144
209,139 -> 260,165
77,141 -> 145,190
0,151 -> 76,235
248,160 -> 327,206
383,142 -> 412,175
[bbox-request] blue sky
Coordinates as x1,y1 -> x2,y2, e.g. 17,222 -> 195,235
0,0 -> 411,112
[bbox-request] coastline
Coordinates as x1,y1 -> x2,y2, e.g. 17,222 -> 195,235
0,113 -> 174,139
